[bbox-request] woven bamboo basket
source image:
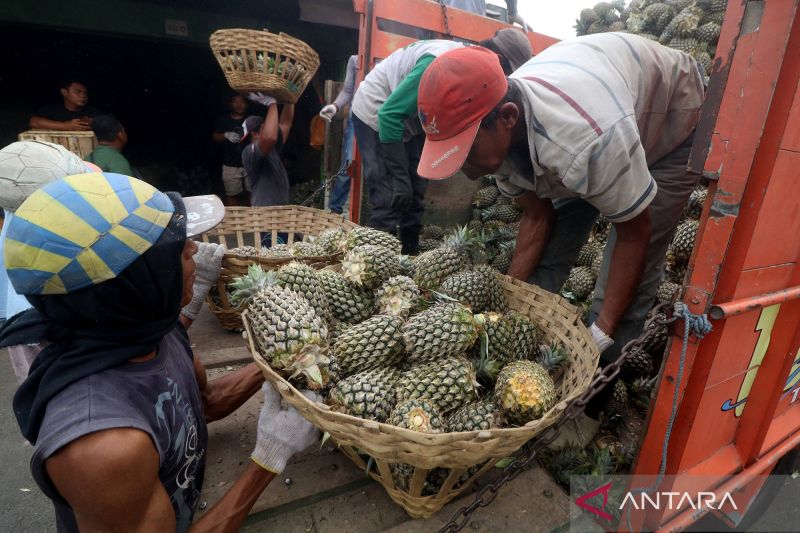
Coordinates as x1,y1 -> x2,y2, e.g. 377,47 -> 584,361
209,29 -> 320,104
18,130 -> 97,159
199,205 -> 357,330
246,275 -> 600,518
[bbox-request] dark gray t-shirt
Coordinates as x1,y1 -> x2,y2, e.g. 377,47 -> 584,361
242,132 -> 290,207
30,326 -> 207,532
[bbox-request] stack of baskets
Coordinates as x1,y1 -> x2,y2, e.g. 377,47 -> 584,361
246,275 -> 600,518
209,29 -> 320,104
199,205 -> 357,330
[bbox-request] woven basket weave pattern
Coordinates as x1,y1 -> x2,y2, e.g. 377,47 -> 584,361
210,29 -> 320,104
247,276 -> 600,518
200,206 -> 357,330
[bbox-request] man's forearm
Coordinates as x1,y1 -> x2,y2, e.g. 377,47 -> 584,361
203,363 -> 264,422
190,462 -> 275,533
30,117 -> 70,130
595,212 -> 651,337
507,194 -> 555,281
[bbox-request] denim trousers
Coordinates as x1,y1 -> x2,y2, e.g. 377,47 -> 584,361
352,115 -> 428,233
329,112 -> 354,214
529,133 -> 699,364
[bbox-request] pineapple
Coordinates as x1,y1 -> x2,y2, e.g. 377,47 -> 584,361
480,202 -> 522,223
291,240 -> 326,257
668,219 -> 699,262
590,247 -> 605,277
421,224 -> 446,240
438,270 -> 490,311
642,312 -> 669,354
244,282 -> 330,390
505,311 -> 544,360
473,185 -> 501,208
643,2 -> 674,34
261,244 -> 293,258
592,215 -> 611,242
374,275 -> 420,317
403,303 -> 483,363
467,219 -> 484,235
327,366 -> 401,421
474,264 -> 510,313
475,312 -> 515,366
344,226 -> 402,254
341,244 -> 400,289
490,239 -> 515,275
576,240 -> 604,268
229,264 -> 272,308
395,356 -> 479,414
696,52 -> 713,75
656,280 -> 681,304
494,361 -> 557,425
660,5 -> 703,42
536,343 -> 569,375
446,400 -> 500,432
701,9 -> 725,25
316,269 -> 375,324
413,226 -> 476,291
333,315 -> 405,377
419,238 -> 441,252
697,21 -> 721,43
684,186 -> 708,219
605,380 -> 629,421
276,262 -> 330,321
397,254 -> 414,278
564,266 -> 597,299
698,0 -> 727,12
389,398 -> 443,432
622,348 -> 655,378
668,37 -> 702,56
631,375 -> 658,410
315,228 -> 348,255
228,245 -> 258,256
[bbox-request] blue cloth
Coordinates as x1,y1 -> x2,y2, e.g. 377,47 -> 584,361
0,211 -> 33,320
329,112 -> 355,214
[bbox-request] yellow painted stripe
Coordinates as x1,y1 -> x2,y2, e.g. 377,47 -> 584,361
43,275 -> 67,294
67,173 -> 129,224
130,178 -> 158,206
109,224 -> 152,255
17,190 -> 97,247
4,239 -> 72,272
133,204 -> 173,228
75,247 -> 115,284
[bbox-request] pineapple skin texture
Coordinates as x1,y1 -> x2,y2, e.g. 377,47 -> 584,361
328,366 -> 401,422
333,315 -> 405,377
403,303 -> 480,363
494,361 -> 557,425
396,356 -> 479,414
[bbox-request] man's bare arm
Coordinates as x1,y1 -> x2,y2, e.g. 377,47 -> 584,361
595,208 -> 651,337
192,356 -> 264,422
30,116 -> 91,131
507,191 -> 556,282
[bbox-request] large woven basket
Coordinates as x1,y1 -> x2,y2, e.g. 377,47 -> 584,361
209,29 -> 320,104
199,205 -> 357,330
246,276 -> 600,518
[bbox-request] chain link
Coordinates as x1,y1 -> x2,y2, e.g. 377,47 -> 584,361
437,303 -> 678,533
300,159 -> 352,207
437,0 -> 452,37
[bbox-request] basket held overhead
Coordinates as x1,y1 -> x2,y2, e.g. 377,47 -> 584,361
246,275 -> 600,518
209,29 -> 320,104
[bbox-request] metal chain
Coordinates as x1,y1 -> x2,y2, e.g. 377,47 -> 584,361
300,159 -> 352,207
437,0 -> 452,37
438,303 -> 678,533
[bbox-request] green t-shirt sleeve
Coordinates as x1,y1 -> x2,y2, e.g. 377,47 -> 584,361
378,54 -> 436,143
107,153 -> 134,175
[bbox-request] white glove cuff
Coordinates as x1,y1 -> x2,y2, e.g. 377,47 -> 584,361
251,439 -> 293,474
181,281 -> 213,321
589,322 -> 614,352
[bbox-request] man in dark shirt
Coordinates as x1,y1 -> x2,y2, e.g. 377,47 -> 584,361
212,94 -> 249,205
30,78 -> 102,131
240,93 -> 295,207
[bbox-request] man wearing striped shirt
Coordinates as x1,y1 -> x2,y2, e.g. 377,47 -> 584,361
415,34 -> 705,362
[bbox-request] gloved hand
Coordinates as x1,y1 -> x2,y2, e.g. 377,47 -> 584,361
509,14 -> 529,32
589,322 -> 614,353
251,383 -> 322,474
223,131 -> 241,143
181,242 -> 226,321
248,92 -> 277,107
319,104 -> 338,122
382,142 -> 413,211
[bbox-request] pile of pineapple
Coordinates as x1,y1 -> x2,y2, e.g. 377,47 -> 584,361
230,225 -> 573,492
574,0 -> 728,80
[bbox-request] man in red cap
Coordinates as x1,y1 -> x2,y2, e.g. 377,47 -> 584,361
416,35 -> 705,367
351,30 -> 532,254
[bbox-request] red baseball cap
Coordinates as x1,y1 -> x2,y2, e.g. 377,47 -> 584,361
417,46 -> 508,180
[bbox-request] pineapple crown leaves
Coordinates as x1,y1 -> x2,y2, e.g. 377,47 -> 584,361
536,343 -> 569,373
443,225 -> 486,264
229,265 -> 278,307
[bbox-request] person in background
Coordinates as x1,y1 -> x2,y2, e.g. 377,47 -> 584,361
319,55 -> 358,215
241,93 -> 295,207
0,140 -> 87,383
85,115 -> 133,175
0,172 -> 321,532
351,30 -> 532,254
29,78 -> 102,132
442,0 -> 526,27
212,93 -> 249,206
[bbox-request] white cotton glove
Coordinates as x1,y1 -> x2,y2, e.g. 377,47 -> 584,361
509,13 -> 529,32
251,383 -> 322,474
247,92 -> 277,107
319,104 -> 338,122
589,322 -> 614,353
181,242 -> 226,321
223,131 -> 241,143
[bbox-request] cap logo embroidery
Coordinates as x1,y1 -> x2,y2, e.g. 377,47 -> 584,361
431,145 -> 459,168
423,116 -> 440,136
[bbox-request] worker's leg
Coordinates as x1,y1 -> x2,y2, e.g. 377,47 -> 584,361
221,165 -> 244,206
399,134 -> 427,255
329,113 -> 354,214
590,133 -> 699,365
352,116 -> 399,233
529,198 -> 598,293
